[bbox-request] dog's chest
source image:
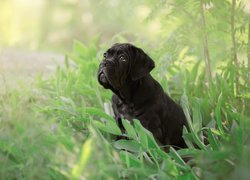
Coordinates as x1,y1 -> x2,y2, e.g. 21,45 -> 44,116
116,102 -> 135,121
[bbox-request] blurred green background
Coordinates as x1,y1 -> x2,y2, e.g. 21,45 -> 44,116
0,0 -> 250,179
0,0 -> 162,51
0,0 -> 164,87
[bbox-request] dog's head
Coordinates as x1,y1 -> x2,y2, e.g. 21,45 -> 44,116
98,43 -> 155,91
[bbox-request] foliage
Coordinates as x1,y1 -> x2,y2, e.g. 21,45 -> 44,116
0,0 -> 250,179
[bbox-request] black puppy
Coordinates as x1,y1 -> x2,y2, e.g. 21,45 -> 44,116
98,43 -> 188,149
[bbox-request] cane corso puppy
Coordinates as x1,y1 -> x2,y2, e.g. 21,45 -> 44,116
98,43 -> 188,149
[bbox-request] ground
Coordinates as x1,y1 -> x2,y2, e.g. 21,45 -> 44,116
0,49 -> 64,90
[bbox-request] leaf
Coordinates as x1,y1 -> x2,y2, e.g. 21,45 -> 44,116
133,120 -> 159,150
175,148 -> 200,157
161,158 -> 179,177
210,128 -> 222,136
71,138 -> 92,179
180,94 -> 192,125
122,119 -> 137,140
192,98 -> 202,133
182,127 -> 195,149
169,147 -> 188,168
93,120 -> 121,136
85,107 -> 114,122
86,107 -> 122,135
190,60 -> 201,83
181,95 -> 206,150
103,102 -> 114,117
214,93 -> 224,134
119,151 -> 141,168
113,140 -> 141,152
73,40 -> 88,56
207,128 -> 219,150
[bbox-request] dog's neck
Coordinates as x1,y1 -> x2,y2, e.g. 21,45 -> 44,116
114,74 -> 156,106
113,79 -> 135,103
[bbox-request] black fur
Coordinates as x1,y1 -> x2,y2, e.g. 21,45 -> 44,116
98,43 -> 188,149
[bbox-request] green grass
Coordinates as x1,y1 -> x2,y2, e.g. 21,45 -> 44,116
0,40 -> 249,179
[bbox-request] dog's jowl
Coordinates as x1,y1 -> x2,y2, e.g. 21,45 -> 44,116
98,43 -> 188,149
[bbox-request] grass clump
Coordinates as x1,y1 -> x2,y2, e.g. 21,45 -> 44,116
0,39 -> 249,179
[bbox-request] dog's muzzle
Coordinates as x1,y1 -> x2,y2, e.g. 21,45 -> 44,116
98,71 -> 108,84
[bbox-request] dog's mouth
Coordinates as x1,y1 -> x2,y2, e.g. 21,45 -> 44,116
99,71 -> 108,84
98,70 -> 112,89
98,68 -> 122,91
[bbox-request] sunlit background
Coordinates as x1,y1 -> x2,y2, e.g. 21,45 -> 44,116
1,0 -> 250,50
0,0 -> 165,86
0,0 -> 162,51
1,0 -> 249,84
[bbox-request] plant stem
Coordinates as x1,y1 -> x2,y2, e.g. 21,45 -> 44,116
39,0 -> 55,48
231,0 -> 239,95
200,0 -> 212,86
248,16 -> 250,84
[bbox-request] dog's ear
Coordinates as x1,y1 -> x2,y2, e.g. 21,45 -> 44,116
130,47 -> 155,81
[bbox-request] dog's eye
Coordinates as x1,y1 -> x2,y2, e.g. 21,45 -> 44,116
119,56 -> 126,62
